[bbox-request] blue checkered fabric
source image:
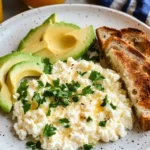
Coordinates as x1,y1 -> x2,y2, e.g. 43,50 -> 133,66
97,0 -> 150,26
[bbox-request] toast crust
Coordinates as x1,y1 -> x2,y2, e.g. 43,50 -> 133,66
96,26 -> 121,49
96,26 -> 150,61
140,115 -> 150,131
121,28 -> 150,59
96,27 -> 150,130
111,48 -> 150,109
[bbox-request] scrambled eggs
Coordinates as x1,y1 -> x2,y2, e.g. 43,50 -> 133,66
13,57 -> 133,150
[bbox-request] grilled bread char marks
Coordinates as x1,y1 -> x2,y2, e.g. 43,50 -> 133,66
105,37 -> 150,107
96,26 -> 150,130
96,26 -> 150,61
106,47 -> 150,130
96,26 -> 121,49
121,28 -> 150,60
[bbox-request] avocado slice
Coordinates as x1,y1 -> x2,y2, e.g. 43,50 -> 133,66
0,52 -> 41,112
19,21 -> 80,55
34,25 -> 95,63
0,52 -> 41,88
6,61 -> 44,95
19,41 -> 48,54
0,84 -> 12,113
17,13 -> 57,51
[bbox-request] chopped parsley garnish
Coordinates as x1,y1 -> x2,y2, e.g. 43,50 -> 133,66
82,85 -> 94,95
43,80 -> 81,108
101,95 -> 108,107
23,102 -> 31,114
83,144 -> 93,150
53,78 -> 60,87
89,70 -> 105,82
49,100 -> 59,108
45,82 -> 51,87
110,103 -> 117,110
43,124 -> 57,137
59,118 -> 70,128
99,120 -> 107,127
72,96 -> 79,102
87,116 -> 93,122
26,141 -> 41,150
17,79 -> 28,94
17,79 -> 28,100
32,92 -> 46,109
81,47 -> 100,63
46,108 -> 51,116
77,71 -> 87,76
59,97 -> 70,107
43,58 -> 53,74
93,83 -> 104,91
37,80 -> 44,88
66,81 -> 81,92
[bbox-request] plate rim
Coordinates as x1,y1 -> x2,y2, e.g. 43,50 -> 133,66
0,3 -> 150,150
1,4 -> 150,30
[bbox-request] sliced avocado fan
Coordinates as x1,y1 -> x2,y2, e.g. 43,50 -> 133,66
18,21 -> 80,54
6,61 -> 44,95
17,13 -> 57,51
0,52 -> 41,88
0,52 -> 42,112
34,24 -> 95,63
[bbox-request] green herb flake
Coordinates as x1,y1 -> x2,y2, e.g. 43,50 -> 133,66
82,85 -> 94,95
53,78 -> 60,87
43,58 -> 53,74
17,79 -> 28,100
83,144 -> 93,150
99,120 -> 107,127
72,96 -> 79,102
110,103 -> 117,110
23,103 -> 31,114
26,141 -> 36,150
60,97 -> 70,107
59,118 -> 70,128
77,71 -> 87,76
81,51 -> 99,63
45,82 -> 52,87
89,71 -> 105,82
87,116 -> 93,122
33,92 -> 46,109
66,81 -> 81,92
101,95 -> 108,107
26,141 -> 41,150
46,108 -> 51,116
43,124 -> 57,137
37,80 -> 44,88
93,83 -> 104,91
17,79 -> 28,94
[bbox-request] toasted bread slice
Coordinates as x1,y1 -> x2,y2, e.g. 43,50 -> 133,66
97,35 -> 150,130
96,27 -> 150,61
121,28 -> 150,60
106,46 -> 150,130
96,26 -> 121,49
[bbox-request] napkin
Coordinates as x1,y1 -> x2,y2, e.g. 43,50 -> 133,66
97,0 -> 150,26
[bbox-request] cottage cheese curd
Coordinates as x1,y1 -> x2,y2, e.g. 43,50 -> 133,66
13,57 -> 133,150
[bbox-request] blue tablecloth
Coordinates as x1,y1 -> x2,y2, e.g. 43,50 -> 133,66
97,0 -> 150,26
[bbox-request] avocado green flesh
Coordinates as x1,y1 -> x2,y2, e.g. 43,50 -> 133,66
35,25 -> 95,63
0,52 -> 41,88
0,84 -> 12,113
6,61 -> 44,95
17,13 -> 57,51
20,41 -> 48,54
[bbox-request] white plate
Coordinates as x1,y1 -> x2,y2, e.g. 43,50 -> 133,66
0,4 -> 150,150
